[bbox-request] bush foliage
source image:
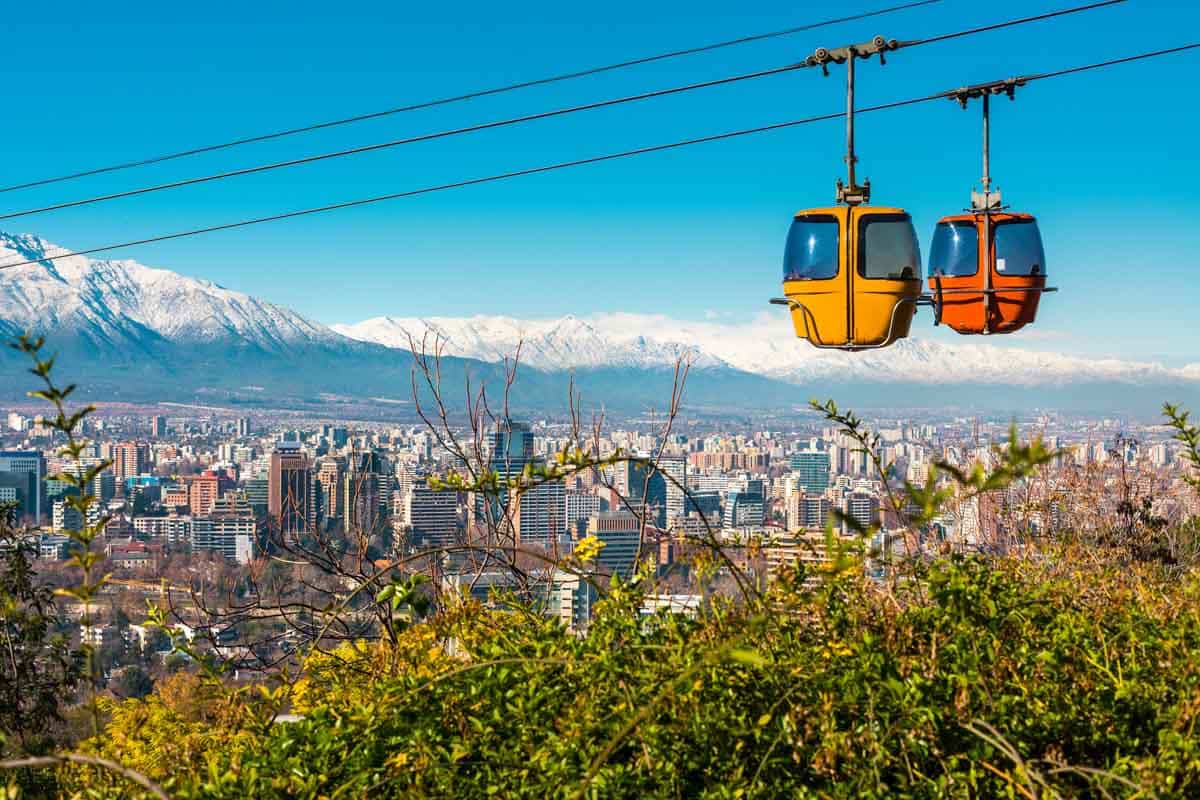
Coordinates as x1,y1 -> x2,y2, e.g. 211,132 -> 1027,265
56,551 -> 1200,799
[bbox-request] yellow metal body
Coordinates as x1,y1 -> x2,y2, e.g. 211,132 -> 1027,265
782,205 -> 922,349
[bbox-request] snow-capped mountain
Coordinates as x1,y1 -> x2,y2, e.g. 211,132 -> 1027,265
2,230 -> 1196,412
334,312 -> 1200,388
0,233 -> 347,354
331,314 -> 728,371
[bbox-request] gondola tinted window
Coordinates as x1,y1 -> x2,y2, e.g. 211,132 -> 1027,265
783,217 -> 839,280
860,215 -> 921,280
995,219 -> 1046,276
929,221 -> 979,277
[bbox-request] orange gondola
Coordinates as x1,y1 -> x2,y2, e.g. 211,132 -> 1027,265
929,211 -> 1047,334
928,79 -> 1055,335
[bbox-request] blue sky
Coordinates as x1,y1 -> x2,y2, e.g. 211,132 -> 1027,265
2,0 -> 1197,364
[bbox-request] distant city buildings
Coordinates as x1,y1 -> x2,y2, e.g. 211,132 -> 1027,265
2,393 -> 1196,639
268,443 -> 315,541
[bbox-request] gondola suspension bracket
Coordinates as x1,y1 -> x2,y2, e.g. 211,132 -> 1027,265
804,35 -> 900,206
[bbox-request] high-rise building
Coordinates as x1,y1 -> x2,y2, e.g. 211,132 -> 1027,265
51,498 -> 101,533
585,511 -> 642,580
843,490 -> 880,533
316,458 -> 344,524
790,449 -> 831,495
723,487 -> 765,529
188,471 -> 226,517
407,478 -> 459,549
90,472 -> 116,505
0,450 -> 44,523
787,491 -> 831,531
474,421 -> 536,535
111,442 -> 150,482
564,489 -> 601,538
684,490 -> 722,526
244,477 -> 269,518
237,417 -> 252,438
268,444 -> 315,541
331,427 -> 349,448
487,421 -> 534,469
658,456 -> 687,522
192,494 -> 257,564
513,480 -> 566,548
612,459 -> 667,526
151,415 -> 167,438
52,499 -> 82,533
342,452 -> 391,536
133,514 -> 192,549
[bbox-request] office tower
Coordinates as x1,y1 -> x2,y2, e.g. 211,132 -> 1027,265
111,442 -> 150,482
342,451 -> 390,535
331,427 -> 349,448
564,489 -> 601,538
787,491 -> 831,531
188,471 -> 224,516
0,450 -> 44,523
151,415 -> 167,438
658,456 -> 687,522
474,420 -> 536,534
407,477 -> 459,549
316,458 -> 344,524
684,490 -> 722,526
790,449 -> 831,494
192,494 -> 257,564
611,459 -> 667,527
723,487 -> 765,529
90,472 -> 116,505
237,417 -> 252,438
243,477 -> 269,518
585,511 -> 641,580
843,490 -> 880,533
512,479 -> 566,548
6,413 -> 27,432
488,421 -> 534,468
268,443 -> 315,541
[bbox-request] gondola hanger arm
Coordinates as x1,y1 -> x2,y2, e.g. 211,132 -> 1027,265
803,35 -> 900,75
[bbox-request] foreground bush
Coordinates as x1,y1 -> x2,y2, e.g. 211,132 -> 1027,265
55,551 -> 1200,799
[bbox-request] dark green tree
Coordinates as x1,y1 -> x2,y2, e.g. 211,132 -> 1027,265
111,666 -> 154,700
0,509 -> 81,755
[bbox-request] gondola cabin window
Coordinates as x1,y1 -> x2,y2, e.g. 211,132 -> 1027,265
783,216 -> 839,280
929,220 -> 979,277
859,214 -> 922,280
994,219 -> 1046,276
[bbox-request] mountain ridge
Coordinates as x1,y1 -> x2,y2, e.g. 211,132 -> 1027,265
332,312 -> 1200,389
2,231 -> 1197,414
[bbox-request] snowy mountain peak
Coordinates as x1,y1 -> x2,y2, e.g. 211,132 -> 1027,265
335,311 -> 1200,388
0,231 -> 345,353
332,314 -> 724,371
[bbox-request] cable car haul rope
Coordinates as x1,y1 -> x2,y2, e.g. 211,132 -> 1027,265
0,0 -> 1192,356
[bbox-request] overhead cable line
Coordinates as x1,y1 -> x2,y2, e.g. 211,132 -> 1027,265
1,43 -> 1192,273
0,0 -> 1130,223
895,0 -> 1124,47
0,0 -> 945,196
0,64 -> 804,223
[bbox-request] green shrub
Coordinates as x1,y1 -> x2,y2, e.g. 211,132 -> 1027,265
61,552 -> 1200,799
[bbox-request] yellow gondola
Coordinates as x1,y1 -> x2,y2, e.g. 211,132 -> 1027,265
772,35 -> 921,350
781,205 -> 921,349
